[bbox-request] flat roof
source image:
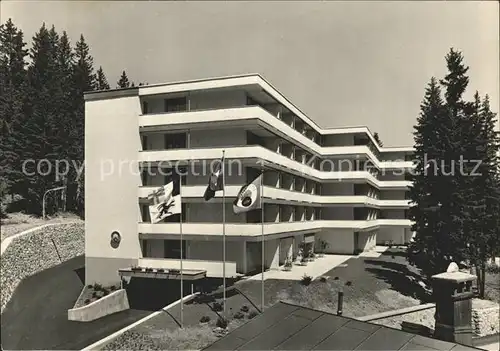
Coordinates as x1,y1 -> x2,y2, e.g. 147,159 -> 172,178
118,268 -> 206,281
202,301 -> 480,351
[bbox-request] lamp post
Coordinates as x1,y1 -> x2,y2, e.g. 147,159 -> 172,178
42,186 -> 66,220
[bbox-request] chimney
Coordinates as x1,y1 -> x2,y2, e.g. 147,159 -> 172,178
431,263 -> 476,346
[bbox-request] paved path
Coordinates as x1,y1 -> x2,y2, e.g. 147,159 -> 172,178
0,256 -> 150,350
246,254 -> 353,281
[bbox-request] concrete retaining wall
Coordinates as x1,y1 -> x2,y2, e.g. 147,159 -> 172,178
0,223 -> 84,313
472,299 -> 500,337
68,289 -> 129,322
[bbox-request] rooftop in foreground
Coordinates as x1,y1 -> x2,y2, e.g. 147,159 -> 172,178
202,301 -> 480,351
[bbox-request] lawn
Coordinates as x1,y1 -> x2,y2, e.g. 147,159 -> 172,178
236,248 -> 424,318
103,248 -> 425,350
1,212 -> 82,241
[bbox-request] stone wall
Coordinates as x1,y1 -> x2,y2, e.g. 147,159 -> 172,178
0,223 -> 84,313
472,298 -> 500,337
371,298 -> 500,338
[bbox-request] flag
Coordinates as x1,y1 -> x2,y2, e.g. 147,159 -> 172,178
233,174 -> 262,214
148,177 -> 181,223
204,157 -> 224,201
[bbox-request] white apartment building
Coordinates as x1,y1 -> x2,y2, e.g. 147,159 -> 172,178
84,74 -> 414,286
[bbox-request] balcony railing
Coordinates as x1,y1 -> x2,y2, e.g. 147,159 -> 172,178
138,106 -> 413,171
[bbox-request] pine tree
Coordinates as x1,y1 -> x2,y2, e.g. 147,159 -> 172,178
373,132 -> 383,147
95,66 -> 110,90
117,70 -> 130,88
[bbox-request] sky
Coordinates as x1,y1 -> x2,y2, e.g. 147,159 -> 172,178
1,1 -> 499,147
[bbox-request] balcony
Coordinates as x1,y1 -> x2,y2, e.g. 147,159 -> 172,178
138,219 -> 413,240
138,185 -> 408,208
138,106 -> 413,171
138,146 -> 381,186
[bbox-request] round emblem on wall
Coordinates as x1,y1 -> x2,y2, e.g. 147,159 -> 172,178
110,231 -> 121,249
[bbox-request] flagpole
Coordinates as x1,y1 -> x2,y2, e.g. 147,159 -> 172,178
222,150 -> 226,315
180,180 -> 184,328
261,166 -> 265,312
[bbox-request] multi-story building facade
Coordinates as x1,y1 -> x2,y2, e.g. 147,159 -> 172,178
84,74 -> 414,285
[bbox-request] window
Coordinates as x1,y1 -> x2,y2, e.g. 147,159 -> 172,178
246,95 -> 258,106
164,97 -> 187,112
142,239 -> 149,257
142,101 -> 149,114
141,169 -> 148,186
315,208 -> 321,220
164,240 -> 186,259
141,135 -> 148,150
354,208 -> 367,220
163,167 -> 187,186
141,204 -> 151,222
315,183 -> 322,195
164,133 -> 187,149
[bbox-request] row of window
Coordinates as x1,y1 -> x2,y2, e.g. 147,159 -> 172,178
141,94 -> 394,157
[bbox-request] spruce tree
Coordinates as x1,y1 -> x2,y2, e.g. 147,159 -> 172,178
408,49 -> 500,291
407,78 -> 453,277
466,94 -> 500,297
117,70 -> 130,88
72,34 -> 95,214
95,66 -> 110,90
10,23 -> 61,214
0,19 -> 28,210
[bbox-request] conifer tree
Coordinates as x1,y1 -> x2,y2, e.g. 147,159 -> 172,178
72,34 -> 95,214
373,132 -> 383,147
0,19 -> 28,206
9,23 -> 61,213
408,49 -> 500,290
117,70 -> 130,88
407,77 -> 452,277
95,66 -> 110,90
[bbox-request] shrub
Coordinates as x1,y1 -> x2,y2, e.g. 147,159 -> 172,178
333,276 -> 339,280
240,305 -> 249,313
84,298 -> 90,304
212,301 -> 223,312
87,284 -> 92,289
345,281 -> 352,286
216,317 -> 228,329
93,283 -> 103,291
486,262 -> 500,274
103,289 -> 109,296
110,285 -> 116,291
233,311 -> 245,319
301,274 -> 313,286
319,276 -> 327,283
91,291 -> 97,298
199,315 -> 210,323
248,311 -> 258,319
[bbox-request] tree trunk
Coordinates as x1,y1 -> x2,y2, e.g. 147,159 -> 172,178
475,265 -> 484,298
480,265 -> 486,299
